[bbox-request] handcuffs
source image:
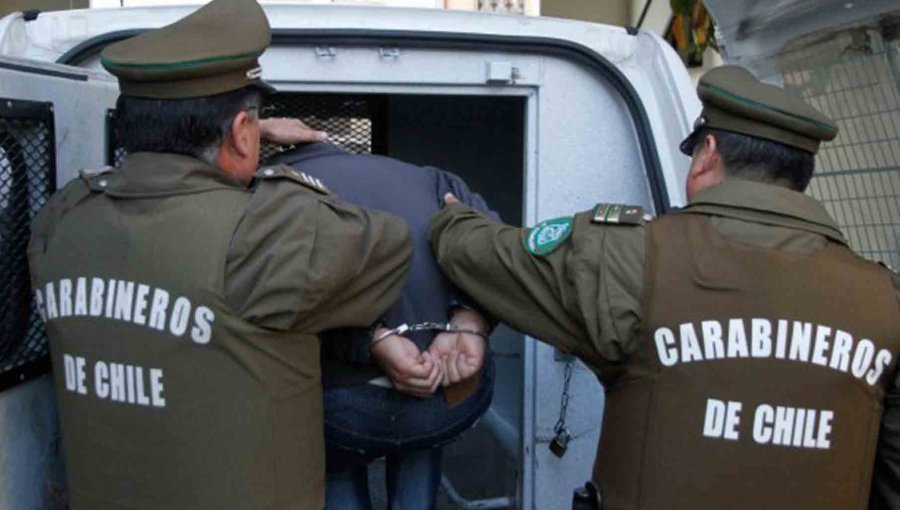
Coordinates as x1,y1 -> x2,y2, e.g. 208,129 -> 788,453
371,321 -> 488,348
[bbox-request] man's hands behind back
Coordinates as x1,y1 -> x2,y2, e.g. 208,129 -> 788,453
371,329 -> 443,398
370,307 -> 488,399
428,309 -> 488,387
428,331 -> 485,386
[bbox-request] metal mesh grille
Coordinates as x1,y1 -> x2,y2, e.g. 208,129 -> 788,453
773,27 -> 900,268
108,94 -> 387,167
260,93 -> 387,160
0,98 -> 55,390
107,109 -> 126,168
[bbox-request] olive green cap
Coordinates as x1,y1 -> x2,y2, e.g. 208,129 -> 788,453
100,0 -> 275,99
680,66 -> 838,156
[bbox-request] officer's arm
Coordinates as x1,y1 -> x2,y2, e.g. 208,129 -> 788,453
871,367 -> 900,509
434,169 -> 501,329
226,179 -> 412,333
429,203 -> 596,359
870,276 -> 900,509
434,168 -> 499,222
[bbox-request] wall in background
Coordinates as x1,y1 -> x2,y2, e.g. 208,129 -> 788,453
541,0 -> 630,26
1,0 -> 88,19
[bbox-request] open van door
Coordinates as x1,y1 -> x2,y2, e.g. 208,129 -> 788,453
705,0 -> 900,270
0,56 -> 118,509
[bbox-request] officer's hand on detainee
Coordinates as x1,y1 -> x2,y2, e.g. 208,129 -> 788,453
428,309 -> 488,386
371,329 -> 444,398
259,117 -> 328,145
443,193 -> 460,206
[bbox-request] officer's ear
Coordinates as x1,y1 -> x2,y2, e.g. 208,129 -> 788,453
685,134 -> 725,198
216,110 -> 260,185
228,110 -> 258,159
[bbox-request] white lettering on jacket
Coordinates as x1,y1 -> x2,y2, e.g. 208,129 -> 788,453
653,319 -> 892,386
35,278 -> 215,345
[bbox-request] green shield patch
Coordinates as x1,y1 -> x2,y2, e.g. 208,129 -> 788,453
524,216 -> 574,256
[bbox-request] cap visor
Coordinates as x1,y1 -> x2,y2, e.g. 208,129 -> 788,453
679,131 -> 699,156
253,79 -> 277,96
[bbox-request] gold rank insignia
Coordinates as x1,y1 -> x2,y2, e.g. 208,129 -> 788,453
591,203 -> 647,225
256,165 -> 331,195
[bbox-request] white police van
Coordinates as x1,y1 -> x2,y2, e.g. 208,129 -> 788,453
0,1 -> 896,508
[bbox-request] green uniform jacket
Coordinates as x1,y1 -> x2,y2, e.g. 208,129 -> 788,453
429,179 -> 900,509
28,153 -> 412,510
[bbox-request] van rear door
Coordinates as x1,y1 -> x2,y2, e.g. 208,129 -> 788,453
0,56 -> 117,510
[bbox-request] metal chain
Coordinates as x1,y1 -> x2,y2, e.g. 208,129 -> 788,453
407,322 -> 452,332
553,359 -> 575,434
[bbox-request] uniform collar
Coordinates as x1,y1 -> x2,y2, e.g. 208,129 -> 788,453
684,179 -> 846,245
104,152 -> 246,197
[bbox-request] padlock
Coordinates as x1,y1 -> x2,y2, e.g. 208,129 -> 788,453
549,428 -> 571,458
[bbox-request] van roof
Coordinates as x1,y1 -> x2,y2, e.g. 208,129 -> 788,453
0,5 -> 644,65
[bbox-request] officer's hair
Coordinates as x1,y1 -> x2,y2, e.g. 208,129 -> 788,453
703,128 -> 816,191
114,86 -> 262,164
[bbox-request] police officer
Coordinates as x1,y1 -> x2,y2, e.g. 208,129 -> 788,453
429,65 -> 900,509
27,1 -> 412,509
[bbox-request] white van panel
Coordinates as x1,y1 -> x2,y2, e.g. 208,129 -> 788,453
0,57 -> 118,183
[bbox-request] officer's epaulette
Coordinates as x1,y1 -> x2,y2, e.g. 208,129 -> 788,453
591,203 -> 651,225
78,167 -> 115,192
255,165 -> 331,196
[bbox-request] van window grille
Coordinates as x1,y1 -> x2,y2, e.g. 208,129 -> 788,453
0,98 -> 55,391
260,93 -> 388,160
772,26 -> 900,269
106,109 -> 126,168
107,94 -> 388,167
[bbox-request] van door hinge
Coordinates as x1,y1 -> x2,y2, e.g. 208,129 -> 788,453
486,61 -> 522,85
315,46 -> 337,58
379,48 -> 402,59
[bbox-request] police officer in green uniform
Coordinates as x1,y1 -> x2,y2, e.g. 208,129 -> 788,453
429,66 -> 900,510
27,0 -> 412,508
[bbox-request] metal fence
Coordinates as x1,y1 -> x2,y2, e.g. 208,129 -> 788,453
774,26 -> 900,269
108,93 -> 389,167
0,98 -> 55,391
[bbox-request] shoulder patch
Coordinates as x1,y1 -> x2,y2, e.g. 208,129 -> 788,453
591,203 -> 648,225
524,216 -> 574,256
255,165 -> 331,195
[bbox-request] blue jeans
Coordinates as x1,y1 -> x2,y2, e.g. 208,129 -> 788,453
323,360 -> 494,510
325,447 -> 443,510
